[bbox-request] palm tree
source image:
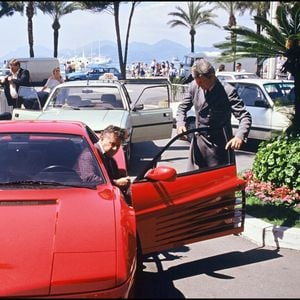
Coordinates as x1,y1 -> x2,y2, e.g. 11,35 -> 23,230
212,1 -> 248,70
214,2 -> 300,133
37,2 -> 81,58
79,1 -> 139,80
167,2 -> 219,54
0,1 -> 16,17
237,2 -> 270,75
1,1 -> 38,57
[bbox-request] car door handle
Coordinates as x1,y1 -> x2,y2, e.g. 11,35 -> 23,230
163,113 -> 170,117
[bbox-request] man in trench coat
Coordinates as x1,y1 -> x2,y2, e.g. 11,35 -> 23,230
176,59 -> 252,169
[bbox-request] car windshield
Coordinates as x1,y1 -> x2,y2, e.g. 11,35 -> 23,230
46,86 -> 125,110
0,133 -> 105,187
263,82 -> 295,106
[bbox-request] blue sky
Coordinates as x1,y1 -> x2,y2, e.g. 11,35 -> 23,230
0,1 -> 256,57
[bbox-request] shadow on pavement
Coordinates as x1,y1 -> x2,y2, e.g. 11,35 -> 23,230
135,246 -> 281,299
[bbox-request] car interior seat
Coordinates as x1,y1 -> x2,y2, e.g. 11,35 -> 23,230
66,95 -> 82,107
101,94 -> 122,108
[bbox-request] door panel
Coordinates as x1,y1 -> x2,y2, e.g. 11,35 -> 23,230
130,108 -> 173,142
132,165 -> 245,255
130,84 -> 173,142
12,108 -> 42,120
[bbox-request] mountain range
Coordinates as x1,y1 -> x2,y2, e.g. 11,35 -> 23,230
0,39 -> 219,66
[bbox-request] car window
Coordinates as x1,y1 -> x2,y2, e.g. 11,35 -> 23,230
0,133 -> 105,186
217,75 -> 233,81
46,86 -> 125,110
234,84 -> 266,107
263,82 -> 294,106
125,83 -> 170,110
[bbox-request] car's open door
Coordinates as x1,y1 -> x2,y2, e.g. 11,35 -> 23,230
125,80 -> 173,143
131,128 -> 246,255
11,86 -> 43,120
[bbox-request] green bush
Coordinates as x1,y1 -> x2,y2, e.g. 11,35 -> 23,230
252,134 -> 300,191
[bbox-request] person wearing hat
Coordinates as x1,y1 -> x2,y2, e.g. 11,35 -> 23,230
176,58 -> 252,169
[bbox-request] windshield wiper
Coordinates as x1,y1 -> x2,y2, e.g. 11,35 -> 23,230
0,180 -> 96,189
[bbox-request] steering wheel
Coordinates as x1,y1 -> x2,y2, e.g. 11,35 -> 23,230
40,165 -> 75,173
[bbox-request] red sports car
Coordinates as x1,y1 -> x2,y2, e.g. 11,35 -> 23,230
0,120 -> 245,298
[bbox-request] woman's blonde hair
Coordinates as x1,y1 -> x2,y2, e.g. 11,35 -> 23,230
52,67 -> 60,75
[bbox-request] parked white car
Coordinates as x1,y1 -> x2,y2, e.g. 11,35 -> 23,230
228,79 -> 295,140
170,79 -> 295,142
11,79 -> 174,165
216,71 -> 259,81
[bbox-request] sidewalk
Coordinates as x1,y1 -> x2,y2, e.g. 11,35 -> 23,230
242,214 -> 300,250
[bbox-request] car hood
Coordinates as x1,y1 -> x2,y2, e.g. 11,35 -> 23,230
38,109 -> 128,131
0,187 -> 117,296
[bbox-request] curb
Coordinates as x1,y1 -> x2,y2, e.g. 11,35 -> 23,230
242,214 -> 300,250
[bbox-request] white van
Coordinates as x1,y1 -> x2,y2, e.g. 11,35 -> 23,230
8,57 -> 59,86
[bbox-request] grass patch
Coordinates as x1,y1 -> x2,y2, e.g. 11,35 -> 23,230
246,195 -> 300,228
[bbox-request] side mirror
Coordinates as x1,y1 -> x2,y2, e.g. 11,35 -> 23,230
254,99 -> 268,108
132,103 -> 144,111
145,166 -> 177,182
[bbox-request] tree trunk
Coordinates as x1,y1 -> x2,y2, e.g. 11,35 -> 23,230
123,2 -> 136,80
53,18 -> 60,58
113,2 -> 125,79
26,2 -> 34,57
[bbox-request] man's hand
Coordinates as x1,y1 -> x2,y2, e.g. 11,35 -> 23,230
225,137 -> 243,150
177,125 -> 187,140
113,176 -> 131,187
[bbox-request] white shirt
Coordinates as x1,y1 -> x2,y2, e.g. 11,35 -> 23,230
9,70 -> 19,99
45,77 -> 62,91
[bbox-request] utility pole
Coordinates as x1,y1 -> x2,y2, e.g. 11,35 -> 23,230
267,1 -> 279,79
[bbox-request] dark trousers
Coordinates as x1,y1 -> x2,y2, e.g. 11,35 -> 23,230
187,131 -> 230,170
4,84 -> 22,108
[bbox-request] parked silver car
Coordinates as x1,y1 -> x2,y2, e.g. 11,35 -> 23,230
170,79 -> 295,142
216,71 -> 259,81
11,79 -> 174,165
227,79 -> 295,140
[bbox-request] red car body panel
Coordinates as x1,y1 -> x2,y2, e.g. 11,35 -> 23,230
0,120 -> 245,298
0,121 -> 136,298
132,165 -> 245,255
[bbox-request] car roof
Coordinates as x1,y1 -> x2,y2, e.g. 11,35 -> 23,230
216,71 -> 256,76
0,120 -> 88,135
56,80 -> 122,88
226,78 -> 294,85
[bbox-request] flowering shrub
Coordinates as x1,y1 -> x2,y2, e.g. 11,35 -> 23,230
243,169 -> 300,207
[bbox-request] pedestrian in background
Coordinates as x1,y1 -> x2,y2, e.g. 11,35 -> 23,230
37,67 -> 64,107
235,62 -> 245,72
1,58 -> 30,108
217,64 -> 226,72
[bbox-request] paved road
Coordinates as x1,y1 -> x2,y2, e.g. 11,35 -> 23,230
129,131 -> 300,298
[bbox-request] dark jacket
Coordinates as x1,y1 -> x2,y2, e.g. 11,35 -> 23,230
3,67 -> 30,107
176,79 -> 251,141
176,79 -> 252,168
